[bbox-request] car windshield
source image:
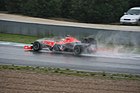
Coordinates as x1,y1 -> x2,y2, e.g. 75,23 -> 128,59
126,9 -> 140,15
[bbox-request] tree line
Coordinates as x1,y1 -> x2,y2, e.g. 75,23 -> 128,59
0,0 -> 140,23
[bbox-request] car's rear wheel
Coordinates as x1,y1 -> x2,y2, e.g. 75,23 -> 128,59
82,37 -> 97,53
73,45 -> 82,55
82,38 -> 97,45
33,41 -> 42,51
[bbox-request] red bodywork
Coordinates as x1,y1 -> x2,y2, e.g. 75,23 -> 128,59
24,36 -> 80,51
42,36 -> 80,47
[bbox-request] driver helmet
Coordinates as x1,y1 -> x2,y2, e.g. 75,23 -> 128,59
66,35 -> 71,37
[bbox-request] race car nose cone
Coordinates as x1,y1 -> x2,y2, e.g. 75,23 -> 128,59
24,45 -> 32,51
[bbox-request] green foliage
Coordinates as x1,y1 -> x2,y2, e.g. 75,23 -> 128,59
0,33 -> 39,44
0,0 -> 6,11
128,0 -> 140,8
4,0 -> 22,13
70,0 -> 129,23
1,0 -> 139,23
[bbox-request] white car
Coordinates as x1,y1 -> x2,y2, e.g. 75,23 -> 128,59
120,7 -> 140,25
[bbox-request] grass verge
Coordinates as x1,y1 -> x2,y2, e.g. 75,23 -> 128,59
0,64 -> 140,80
0,33 -> 40,44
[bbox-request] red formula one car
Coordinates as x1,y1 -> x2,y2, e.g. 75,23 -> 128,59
24,35 -> 97,55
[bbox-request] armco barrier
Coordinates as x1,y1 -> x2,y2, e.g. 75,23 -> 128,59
0,20 -> 140,46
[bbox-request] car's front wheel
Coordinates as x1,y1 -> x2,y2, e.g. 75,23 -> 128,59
33,41 -> 42,51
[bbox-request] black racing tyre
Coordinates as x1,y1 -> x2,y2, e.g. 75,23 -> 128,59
73,45 -> 82,55
33,41 -> 42,51
81,38 -> 88,43
82,38 -> 97,45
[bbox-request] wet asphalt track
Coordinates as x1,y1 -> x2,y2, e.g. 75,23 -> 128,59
0,45 -> 140,74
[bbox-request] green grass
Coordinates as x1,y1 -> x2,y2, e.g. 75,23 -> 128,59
0,64 -> 140,80
0,33 -> 40,44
